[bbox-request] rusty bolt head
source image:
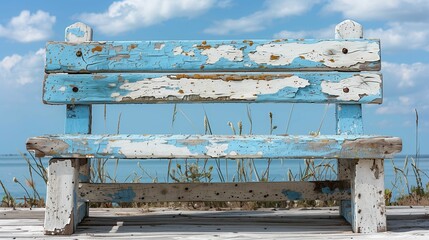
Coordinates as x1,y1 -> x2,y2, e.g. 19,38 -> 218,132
76,50 -> 82,57
72,87 -> 79,92
343,87 -> 349,93
342,48 -> 348,54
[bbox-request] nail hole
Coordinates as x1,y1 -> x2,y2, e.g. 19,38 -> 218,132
76,51 -> 82,57
72,87 -> 79,92
342,48 -> 348,54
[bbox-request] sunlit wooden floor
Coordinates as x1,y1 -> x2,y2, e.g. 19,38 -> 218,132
1,206 -> 428,239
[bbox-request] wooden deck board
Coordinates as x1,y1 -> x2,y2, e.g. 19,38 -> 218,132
0,207 -> 428,239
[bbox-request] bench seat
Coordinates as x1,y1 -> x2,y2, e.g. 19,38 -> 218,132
27,134 -> 401,159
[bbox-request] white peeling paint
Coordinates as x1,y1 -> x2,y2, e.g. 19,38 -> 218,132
105,139 -> 196,158
65,22 -> 92,43
352,160 -> 386,233
173,46 -> 195,57
335,20 -> 363,39
114,75 -> 310,101
44,160 -> 77,233
205,143 -> 228,157
201,45 -> 243,64
320,73 -> 380,101
248,41 -> 379,68
173,46 -> 183,55
111,92 -> 120,98
59,86 -> 66,92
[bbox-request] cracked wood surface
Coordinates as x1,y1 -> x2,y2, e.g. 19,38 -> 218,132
43,72 -> 382,104
26,134 -> 402,159
45,39 -> 380,73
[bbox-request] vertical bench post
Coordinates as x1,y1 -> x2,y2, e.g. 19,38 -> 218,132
335,20 -> 386,233
43,22 -> 93,235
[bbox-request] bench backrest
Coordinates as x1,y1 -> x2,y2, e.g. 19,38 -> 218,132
43,22 -> 382,106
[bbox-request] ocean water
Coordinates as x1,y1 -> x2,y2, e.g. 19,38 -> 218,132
1,154 -> 428,202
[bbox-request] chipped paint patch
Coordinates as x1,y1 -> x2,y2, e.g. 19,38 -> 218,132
107,187 -> 137,202
248,41 -> 379,67
282,190 -> 302,200
64,22 -> 92,43
173,46 -> 183,55
205,143 -> 228,157
114,75 -> 309,101
173,46 -> 195,56
201,45 -> 243,64
105,139 -> 196,158
321,73 -> 380,101
154,43 -> 165,50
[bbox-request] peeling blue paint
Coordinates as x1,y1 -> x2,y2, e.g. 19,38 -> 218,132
28,134 -> 401,159
45,39 -> 380,73
43,72 -> 382,104
282,190 -> 302,200
107,187 -> 137,202
66,27 -> 85,38
321,187 -> 337,194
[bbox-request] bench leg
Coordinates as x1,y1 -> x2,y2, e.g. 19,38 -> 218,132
78,159 -> 90,222
44,159 -> 80,235
338,159 -> 352,223
350,159 -> 386,233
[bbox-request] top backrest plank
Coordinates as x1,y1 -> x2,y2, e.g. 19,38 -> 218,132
45,39 -> 380,73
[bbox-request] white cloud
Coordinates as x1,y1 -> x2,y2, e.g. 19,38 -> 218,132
217,0 -> 233,8
275,21 -> 429,52
273,26 -> 333,39
324,0 -> 429,21
0,10 -> 56,43
79,0 -> 216,35
0,49 -> 45,86
366,22 -> 429,51
383,62 -> 429,88
204,0 -> 320,35
376,62 -> 429,115
320,1 -> 429,53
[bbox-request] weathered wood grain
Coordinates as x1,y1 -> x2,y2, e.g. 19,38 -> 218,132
43,72 -> 382,104
2,207 -> 429,239
45,39 -> 380,73
350,159 -> 386,233
78,181 -> 350,203
44,159 -> 79,235
26,134 -> 402,159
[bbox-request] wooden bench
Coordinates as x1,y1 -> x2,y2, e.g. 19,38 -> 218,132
26,20 -> 401,235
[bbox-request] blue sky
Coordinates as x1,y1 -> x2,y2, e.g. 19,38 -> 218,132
1,0 -> 428,154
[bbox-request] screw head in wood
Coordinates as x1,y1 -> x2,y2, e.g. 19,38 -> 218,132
76,50 -> 82,57
342,48 -> 348,54
343,87 -> 349,93
72,87 -> 79,92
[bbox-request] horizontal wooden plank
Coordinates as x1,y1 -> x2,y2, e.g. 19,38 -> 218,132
26,134 -> 402,159
45,39 -> 380,73
78,181 -> 351,203
43,72 -> 382,104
